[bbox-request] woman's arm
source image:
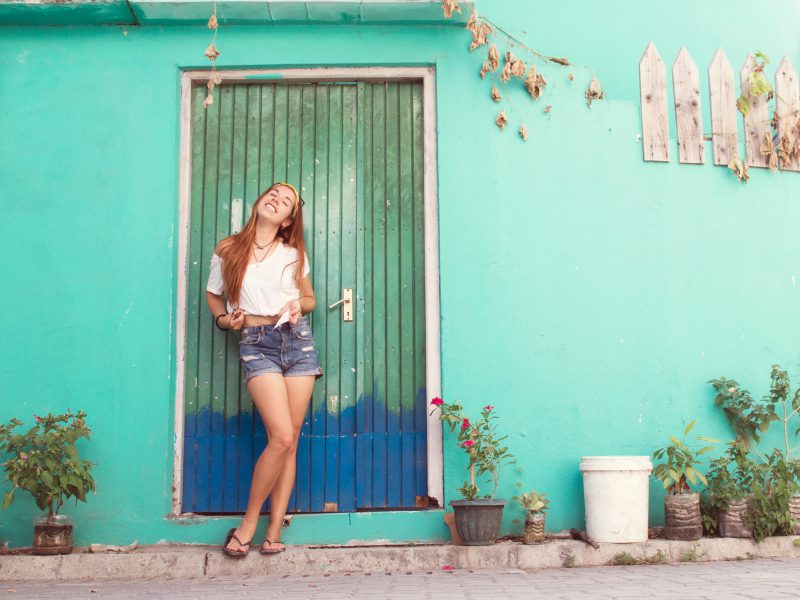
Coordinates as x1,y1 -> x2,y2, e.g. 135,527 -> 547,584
206,291 -> 244,329
297,275 -> 316,315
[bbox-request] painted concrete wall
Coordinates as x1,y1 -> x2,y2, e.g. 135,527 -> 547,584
2,0 -> 800,547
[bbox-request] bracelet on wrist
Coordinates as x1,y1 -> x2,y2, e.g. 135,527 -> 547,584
214,313 -> 228,330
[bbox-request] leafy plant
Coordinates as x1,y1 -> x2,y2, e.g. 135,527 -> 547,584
709,365 -> 800,541
652,420 -> 717,494
430,398 -> 516,499
0,411 -> 95,519
513,490 -> 549,515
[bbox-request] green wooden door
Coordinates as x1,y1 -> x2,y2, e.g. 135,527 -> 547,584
182,80 -> 427,514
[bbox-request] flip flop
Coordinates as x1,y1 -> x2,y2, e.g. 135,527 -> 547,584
222,527 -> 252,557
259,539 -> 286,555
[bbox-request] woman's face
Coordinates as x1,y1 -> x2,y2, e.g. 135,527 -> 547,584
256,185 -> 296,227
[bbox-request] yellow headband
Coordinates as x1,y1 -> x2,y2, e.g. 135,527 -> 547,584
271,182 -> 301,218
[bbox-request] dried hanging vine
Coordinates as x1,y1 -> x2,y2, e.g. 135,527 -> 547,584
203,2 -> 222,109
444,0 -> 602,141
723,51 -> 800,182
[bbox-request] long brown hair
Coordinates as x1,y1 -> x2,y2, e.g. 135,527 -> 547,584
217,183 -> 307,306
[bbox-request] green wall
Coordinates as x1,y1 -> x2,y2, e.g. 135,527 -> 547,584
2,0 -> 800,547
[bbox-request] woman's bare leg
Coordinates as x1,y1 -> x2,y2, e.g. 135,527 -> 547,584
262,375 -> 316,550
225,373 -> 295,553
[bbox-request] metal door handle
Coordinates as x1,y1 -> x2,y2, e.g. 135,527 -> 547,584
328,288 -> 353,321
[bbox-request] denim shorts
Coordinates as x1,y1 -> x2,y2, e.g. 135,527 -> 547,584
238,315 -> 323,383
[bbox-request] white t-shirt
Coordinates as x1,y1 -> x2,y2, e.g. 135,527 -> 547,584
206,242 -> 310,317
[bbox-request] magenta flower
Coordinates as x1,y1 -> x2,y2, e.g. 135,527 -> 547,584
461,418 -> 471,431
430,397 -> 444,406
463,440 -> 474,448
484,405 -> 494,412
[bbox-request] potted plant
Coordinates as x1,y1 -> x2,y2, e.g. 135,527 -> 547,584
0,410 -> 95,555
703,439 -> 754,538
652,420 -> 717,541
430,398 -> 515,546
710,365 -> 800,537
513,490 -> 549,544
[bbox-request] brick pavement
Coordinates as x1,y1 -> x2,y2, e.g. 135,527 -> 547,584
2,557 -> 799,599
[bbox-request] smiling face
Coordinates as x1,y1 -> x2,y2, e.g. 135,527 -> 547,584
256,184 -> 297,227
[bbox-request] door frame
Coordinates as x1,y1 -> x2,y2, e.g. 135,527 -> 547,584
172,67 -> 443,516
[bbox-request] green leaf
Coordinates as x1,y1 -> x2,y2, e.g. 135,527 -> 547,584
684,420 -> 696,435
737,95 -> 751,117
696,471 -> 708,487
685,468 -> 697,485
754,51 -> 770,64
669,468 -> 680,482
748,71 -> 772,97
697,437 -> 719,443
697,446 -> 715,456
2,491 -> 14,511
669,436 -> 683,447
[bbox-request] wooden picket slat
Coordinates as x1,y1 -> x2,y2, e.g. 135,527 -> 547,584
672,48 -> 704,164
639,42 -> 670,162
775,56 -> 800,172
740,53 -> 770,168
708,49 -> 738,166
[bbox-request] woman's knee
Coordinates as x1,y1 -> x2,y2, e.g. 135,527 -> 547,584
267,431 -> 295,453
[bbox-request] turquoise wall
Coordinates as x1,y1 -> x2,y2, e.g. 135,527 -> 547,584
2,0 -> 800,547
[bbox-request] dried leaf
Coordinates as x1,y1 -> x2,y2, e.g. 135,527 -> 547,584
585,78 -> 604,106
487,44 -> 499,71
568,72 -> 574,81
770,113 -> 780,131
736,95 -> 751,118
469,22 -> 493,52
203,94 -> 214,109
480,62 -> 491,79
778,134 -> 792,164
728,155 -> 749,182
466,10 -> 478,32
768,149 -> 778,171
206,71 -> 222,92
208,13 -> 218,30
548,56 -> 570,66
759,131 -> 773,157
524,66 -> 547,100
519,125 -> 529,141
442,0 -> 461,18
496,110 -> 508,130
544,105 -> 552,113
491,85 -> 501,102
204,43 -> 220,61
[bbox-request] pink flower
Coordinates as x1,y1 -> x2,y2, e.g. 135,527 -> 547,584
20,453 -> 28,461
463,440 -> 474,448
484,405 -> 494,412
33,415 -> 42,423
442,565 -> 454,571
461,418 -> 471,431
430,397 -> 444,406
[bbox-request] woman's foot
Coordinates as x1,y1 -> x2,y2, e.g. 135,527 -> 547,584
224,519 -> 258,554
260,539 -> 286,554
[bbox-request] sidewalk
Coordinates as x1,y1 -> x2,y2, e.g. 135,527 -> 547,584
1,535 -> 799,581
1,558 -> 799,599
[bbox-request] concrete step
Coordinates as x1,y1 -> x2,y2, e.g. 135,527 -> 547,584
1,536 -> 799,581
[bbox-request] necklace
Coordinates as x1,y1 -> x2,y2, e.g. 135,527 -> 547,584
253,237 -> 276,250
252,239 -> 277,264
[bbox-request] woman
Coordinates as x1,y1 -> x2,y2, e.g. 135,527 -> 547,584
206,182 -> 322,557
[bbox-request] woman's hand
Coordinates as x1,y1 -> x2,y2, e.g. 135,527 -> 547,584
280,300 -> 302,325
225,309 -> 245,330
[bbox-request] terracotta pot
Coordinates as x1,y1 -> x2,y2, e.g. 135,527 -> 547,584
449,499 -> 505,546
664,493 -> 702,541
32,515 -> 73,555
523,513 -> 545,544
716,499 -> 753,538
789,495 -> 800,535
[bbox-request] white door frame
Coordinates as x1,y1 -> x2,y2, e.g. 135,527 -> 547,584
172,67 -> 443,516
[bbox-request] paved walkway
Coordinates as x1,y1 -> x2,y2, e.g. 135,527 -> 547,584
2,558 -> 799,599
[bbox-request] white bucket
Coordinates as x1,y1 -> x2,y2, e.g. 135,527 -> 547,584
579,456 -> 652,543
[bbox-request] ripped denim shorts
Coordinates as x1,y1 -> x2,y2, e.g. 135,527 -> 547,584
238,315 -> 324,383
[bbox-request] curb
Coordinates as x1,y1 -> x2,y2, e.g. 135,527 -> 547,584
1,537 -> 799,581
